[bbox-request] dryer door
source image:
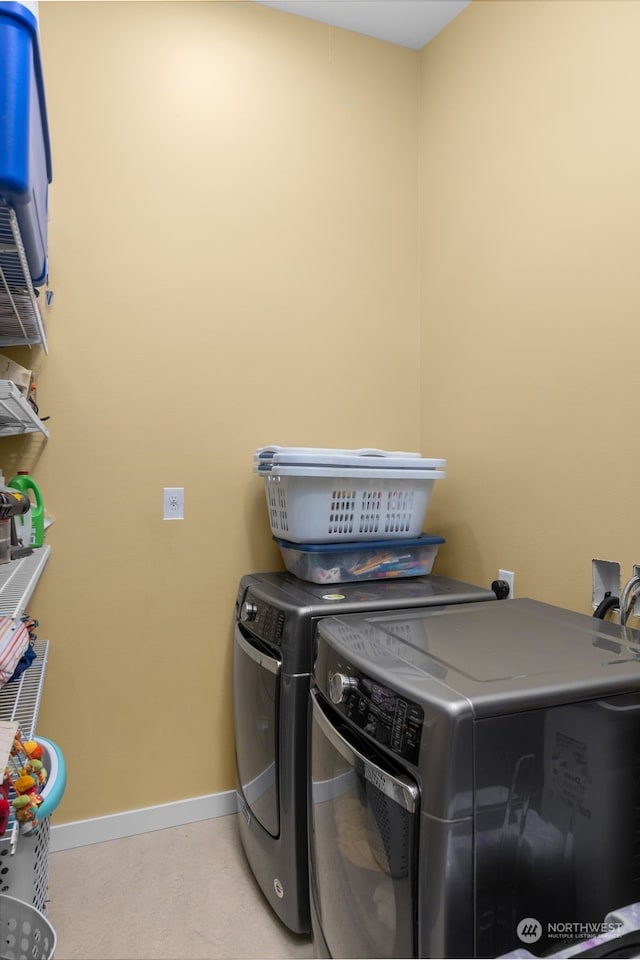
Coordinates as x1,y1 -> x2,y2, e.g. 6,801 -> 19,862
309,688 -> 419,959
233,624 -> 281,837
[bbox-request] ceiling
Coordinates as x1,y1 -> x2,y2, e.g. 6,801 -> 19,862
255,0 -> 472,50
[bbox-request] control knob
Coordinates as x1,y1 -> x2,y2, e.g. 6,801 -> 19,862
240,601 -> 258,623
329,672 -> 358,705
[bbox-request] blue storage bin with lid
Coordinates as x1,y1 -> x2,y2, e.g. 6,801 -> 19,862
274,534 -> 445,584
0,1 -> 52,286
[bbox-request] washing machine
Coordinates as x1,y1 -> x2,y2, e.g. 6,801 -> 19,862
309,598 -> 640,959
232,571 -> 496,934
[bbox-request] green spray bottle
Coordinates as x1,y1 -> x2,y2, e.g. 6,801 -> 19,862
8,471 -> 44,547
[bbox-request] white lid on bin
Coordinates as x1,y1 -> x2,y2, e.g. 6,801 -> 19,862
270,452 -> 446,470
254,445 -> 422,460
253,446 -> 445,473
258,464 -> 447,480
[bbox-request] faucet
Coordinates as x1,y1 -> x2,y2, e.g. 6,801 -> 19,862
620,574 -> 640,626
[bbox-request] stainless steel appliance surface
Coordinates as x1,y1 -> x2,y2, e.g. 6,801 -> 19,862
308,598 -> 640,959
232,571 -> 496,935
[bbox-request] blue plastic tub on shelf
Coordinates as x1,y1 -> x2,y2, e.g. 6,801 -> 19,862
34,736 -> 67,822
274,534 -> 445,584
0,2 -> 52,286
0,735 -> 66,913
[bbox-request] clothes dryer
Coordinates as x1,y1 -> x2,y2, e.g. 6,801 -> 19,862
232,572 -> 496,934
309,598 -> 640,958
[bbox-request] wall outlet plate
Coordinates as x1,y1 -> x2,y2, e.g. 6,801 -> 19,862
498,569 -> 515,599
163,487 -> 184,520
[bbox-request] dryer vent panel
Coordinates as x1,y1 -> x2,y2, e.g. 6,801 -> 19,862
592,559 -> 620,610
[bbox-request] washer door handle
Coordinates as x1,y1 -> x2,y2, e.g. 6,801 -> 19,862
310,688 -> 418,813
234,624 -> 281,675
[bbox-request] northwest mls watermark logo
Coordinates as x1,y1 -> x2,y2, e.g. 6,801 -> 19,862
517,917 -> 624,944
517,918 -> 543,944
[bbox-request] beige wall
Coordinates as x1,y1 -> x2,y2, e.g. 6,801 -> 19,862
419,1 -> 640,615
4,0 -> 638,828
17,1 -> 421,823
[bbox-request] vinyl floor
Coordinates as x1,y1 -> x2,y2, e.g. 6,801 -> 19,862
46,815 -> 314,960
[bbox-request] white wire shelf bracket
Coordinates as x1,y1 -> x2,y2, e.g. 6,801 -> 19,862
0,546 -> 51,620
0,379 -> 49,437
0,202 -> 48,353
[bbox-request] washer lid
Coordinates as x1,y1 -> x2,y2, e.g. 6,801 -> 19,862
241,571 -> 495,617
316,598 -> 640,717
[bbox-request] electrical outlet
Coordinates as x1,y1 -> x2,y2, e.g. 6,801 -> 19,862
163,487 -> 184,520
499,569 -> 515,599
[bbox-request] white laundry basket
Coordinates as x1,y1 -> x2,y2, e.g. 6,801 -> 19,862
0,894 -> 56,960
262,465 -> 446,543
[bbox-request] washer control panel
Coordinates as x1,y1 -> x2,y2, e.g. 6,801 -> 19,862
238,590 -> 285,645
323,651 -> 424,764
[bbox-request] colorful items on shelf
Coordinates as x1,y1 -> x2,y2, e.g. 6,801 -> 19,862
0,614 -> 39,687
0,778 -> 8,834
2,729 -> 48,834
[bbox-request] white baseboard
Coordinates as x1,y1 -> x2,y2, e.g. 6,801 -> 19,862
49,790 -> 239,852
